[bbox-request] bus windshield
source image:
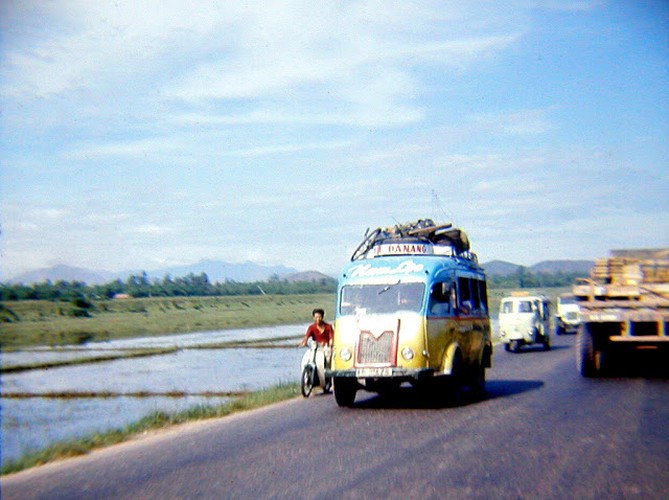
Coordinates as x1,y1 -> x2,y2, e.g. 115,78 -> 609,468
339,282 -> 425,316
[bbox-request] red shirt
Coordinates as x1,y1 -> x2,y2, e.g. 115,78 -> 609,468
305,322 -> 334,345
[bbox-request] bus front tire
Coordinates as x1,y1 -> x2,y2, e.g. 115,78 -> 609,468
333,377 -> 357,407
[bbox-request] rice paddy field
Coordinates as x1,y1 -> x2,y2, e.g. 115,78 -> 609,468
0,293 -> 337,350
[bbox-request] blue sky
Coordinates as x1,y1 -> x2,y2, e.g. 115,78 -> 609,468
1,1 -> 668,280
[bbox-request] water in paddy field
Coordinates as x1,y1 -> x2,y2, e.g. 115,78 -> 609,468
1,324 -> 305,464
1,321 -> 501,464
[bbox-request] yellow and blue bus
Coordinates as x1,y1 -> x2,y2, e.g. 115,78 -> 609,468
328,219 -> 492,406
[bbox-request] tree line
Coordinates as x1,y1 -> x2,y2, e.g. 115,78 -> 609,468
0,266 -> 586,302
486,267 -> 585,289
0,272 -> 338,301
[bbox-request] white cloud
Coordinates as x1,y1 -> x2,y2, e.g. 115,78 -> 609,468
470,108 -> 554,136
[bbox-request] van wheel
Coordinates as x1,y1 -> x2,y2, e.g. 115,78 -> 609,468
509,340 -> 521,353
542,336 -> 551,351
333,378 -> 357,407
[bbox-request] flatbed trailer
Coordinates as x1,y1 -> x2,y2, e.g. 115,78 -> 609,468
573,249 -> 669,376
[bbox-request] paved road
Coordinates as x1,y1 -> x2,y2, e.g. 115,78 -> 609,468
3,334 -> 668,499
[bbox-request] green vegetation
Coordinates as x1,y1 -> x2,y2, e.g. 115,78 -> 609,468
486,268 -> 583,289
1,382 -> 300,476
0,285 -> 573,475
0,294 -> 336,350
0,272 -> 337,301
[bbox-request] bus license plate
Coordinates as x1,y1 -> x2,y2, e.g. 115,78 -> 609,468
356,367 -> 392,377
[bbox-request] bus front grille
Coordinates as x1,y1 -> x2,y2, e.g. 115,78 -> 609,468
357,330 -> 394,365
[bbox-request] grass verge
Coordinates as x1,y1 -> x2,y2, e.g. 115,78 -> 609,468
1,382 -> 300,476
0,294 -> 336,350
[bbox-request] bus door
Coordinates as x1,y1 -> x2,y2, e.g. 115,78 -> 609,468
426,279 -> 457,371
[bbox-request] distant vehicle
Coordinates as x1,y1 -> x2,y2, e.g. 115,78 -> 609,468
555,293 -> 580,335
327,219 -> 493,407
498,293 -> 551,352
573,249 -> 669,377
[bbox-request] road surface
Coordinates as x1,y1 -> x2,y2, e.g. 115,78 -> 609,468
3,334 -> 668,499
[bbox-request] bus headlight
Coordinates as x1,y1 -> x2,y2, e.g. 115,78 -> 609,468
340,347 -> 352,362
401,347 -> 414,360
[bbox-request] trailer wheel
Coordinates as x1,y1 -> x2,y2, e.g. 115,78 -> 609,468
333,377 -> 357,407
577,324 -> 600,377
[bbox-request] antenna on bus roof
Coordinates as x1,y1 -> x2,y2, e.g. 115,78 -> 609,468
431,190 -> 451,223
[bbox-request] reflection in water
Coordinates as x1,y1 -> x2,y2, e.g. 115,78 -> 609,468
1,325 -> 305,464
1,321 -> 500,464
2,396 -> 230,461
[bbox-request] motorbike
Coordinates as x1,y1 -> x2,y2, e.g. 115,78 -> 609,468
300,338 -> 331,397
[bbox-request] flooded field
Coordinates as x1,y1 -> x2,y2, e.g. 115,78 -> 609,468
2,320 -> 500,464
1,324 -> 304,463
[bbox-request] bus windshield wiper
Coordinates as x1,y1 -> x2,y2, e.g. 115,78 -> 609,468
378,280 -> 401,295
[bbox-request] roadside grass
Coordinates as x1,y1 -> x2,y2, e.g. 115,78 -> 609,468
0,294 -> 336,350
0,286 -> 570,475
1,382 -> 300,476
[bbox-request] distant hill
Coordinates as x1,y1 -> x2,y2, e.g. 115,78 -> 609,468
482,260 -> 521,276
8,258 -> 594,286
482,259 -> 593,276
7,260 -> 300,285
6,265 -> 117,285
152,259 -> 298,283
530,260 -> 593,275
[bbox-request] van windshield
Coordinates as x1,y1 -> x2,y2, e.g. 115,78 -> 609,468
339,282 -> 425,316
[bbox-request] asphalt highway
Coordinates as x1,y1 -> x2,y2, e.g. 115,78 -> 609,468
3,334 -> 668,499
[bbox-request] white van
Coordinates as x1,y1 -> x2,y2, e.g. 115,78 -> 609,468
498,294 -> 551,352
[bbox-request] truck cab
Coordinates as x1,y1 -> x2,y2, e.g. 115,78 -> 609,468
555,293 -> 580,335
498,293 -> 551,353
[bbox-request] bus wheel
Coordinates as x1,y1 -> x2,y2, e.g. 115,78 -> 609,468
333,378 -> 357,407
468,359 -> 486,398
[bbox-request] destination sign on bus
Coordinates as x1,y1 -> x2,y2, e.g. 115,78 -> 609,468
373,242 -> 433,257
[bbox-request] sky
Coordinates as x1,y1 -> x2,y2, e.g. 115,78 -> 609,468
1,1 -> 668,280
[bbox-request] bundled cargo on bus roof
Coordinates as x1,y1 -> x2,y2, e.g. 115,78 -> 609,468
350,218 -> 474,262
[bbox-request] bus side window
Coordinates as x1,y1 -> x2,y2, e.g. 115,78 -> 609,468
478,280 -> 489,314
457,277 -> 472,315
429,282 -> 451,316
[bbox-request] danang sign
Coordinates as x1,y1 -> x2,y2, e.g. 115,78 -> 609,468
372,242 -> 433,257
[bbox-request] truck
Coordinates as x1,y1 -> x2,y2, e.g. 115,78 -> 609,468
573,249 -> 669,377
327,219 -> 493,406
554,293 -> 580,335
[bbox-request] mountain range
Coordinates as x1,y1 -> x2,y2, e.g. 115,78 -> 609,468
482,259 -> 593,276
5,259 -> 594,285
6,260 -> 301,285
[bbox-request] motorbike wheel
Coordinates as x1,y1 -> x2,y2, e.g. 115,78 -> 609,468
301,365 -> 315,397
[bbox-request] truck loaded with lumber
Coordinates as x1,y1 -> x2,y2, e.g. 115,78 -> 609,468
573,249 -> 669,377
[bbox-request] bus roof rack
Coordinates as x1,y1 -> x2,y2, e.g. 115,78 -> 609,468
350,219 -> 474,261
